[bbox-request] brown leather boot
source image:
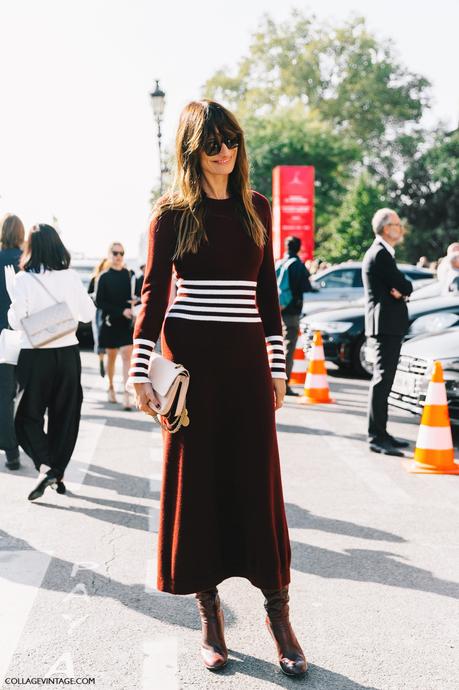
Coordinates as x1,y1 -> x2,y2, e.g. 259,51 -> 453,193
262,586 -> 307,677
195,587 -> 228,671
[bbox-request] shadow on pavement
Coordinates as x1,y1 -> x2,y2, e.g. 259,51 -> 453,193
219,650 -> 381,689
23,462 -> 160,531
0,529 -> 214,631
277,421 -> 369,444
285,504 -> 406,543
291,541 -> 459,600
81,411 -> 156,432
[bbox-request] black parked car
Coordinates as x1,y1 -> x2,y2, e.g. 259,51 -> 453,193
300,295 -> 459,377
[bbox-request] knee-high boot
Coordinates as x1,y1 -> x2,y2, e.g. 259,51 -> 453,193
195,587 -> 228,671
261,585 -> 307,677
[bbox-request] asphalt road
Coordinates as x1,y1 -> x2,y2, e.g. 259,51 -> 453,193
1,352 -> 458,690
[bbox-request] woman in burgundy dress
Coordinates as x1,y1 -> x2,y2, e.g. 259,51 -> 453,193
128,100 -> 307,677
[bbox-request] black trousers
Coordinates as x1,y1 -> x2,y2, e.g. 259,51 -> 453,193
367,335 -> 402,442
281,313 -> 301,383
0,363 -> 19,458
15,345 -> 83,476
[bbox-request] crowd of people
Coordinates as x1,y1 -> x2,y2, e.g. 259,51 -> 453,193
0,99 -> 311,678
0,214 -> 146,500
1,103 -> 458,679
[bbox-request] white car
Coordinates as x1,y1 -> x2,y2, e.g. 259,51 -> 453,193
303,262 -> 434,316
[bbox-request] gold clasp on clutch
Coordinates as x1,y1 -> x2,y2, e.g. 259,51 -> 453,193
180,407 -> 190,427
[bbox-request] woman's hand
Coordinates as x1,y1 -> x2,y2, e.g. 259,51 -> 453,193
273,378 -> 286,411
123,308 -> 133,319
133,382 -> 160,417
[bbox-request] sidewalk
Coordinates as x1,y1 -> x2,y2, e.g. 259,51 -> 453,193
1,352 -> 458,689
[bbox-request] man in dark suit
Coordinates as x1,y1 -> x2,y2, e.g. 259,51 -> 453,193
362,208 -> 413,456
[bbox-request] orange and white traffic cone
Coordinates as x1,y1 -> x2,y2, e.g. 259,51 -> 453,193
289,330 -> 307,387
407,361 -> 459,474
300,331 -> 334,404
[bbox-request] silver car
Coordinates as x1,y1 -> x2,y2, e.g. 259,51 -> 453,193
389,326 -> 459,425
304,262 -> 433,317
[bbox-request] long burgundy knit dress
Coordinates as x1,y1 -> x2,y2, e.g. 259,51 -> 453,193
128,190 -> 291,595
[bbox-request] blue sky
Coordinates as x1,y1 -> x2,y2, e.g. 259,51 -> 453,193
0,0 -> 457,261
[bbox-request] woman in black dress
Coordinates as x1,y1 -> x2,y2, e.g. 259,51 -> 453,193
128,100 -> 307,676
95,242 -> 137,410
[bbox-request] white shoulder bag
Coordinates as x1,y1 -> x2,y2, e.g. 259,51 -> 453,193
20,273 -> 78,348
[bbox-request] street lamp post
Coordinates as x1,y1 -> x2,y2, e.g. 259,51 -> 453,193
150,79 -> 167,194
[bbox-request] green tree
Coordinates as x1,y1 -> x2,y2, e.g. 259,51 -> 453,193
319,173 -> 388,262
243,106 -> 360,230
400,129 -> 459,262
204,11 -> 430,156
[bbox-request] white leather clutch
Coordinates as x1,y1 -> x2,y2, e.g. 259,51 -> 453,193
130,352 -> 190,433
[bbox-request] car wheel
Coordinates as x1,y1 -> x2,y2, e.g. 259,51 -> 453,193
352,336 -> 373,378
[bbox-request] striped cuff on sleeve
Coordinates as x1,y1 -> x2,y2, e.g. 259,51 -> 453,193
126,338 -> 155,389
266,335 -> 288,380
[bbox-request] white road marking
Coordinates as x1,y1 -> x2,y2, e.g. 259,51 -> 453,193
145,446 -> 169,596
0,417 -> 104,683
64,419 -> 106,488
0,551 -> 52,685
142,637 -> 179,690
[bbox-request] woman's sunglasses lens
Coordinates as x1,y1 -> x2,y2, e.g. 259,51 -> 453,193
204,135 -> 239,156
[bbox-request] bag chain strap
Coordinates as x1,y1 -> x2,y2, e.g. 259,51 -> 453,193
28,273 -> 60,304
153,407 -> 188,434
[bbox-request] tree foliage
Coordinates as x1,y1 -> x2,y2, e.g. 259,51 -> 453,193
319,173 -> 388,262
243,106 -> 360,228
400,130 -> 459,262
201,9 -> 437,261
204,11 -> 430,153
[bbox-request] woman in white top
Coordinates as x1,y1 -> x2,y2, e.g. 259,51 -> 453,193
8,224 -> 95,501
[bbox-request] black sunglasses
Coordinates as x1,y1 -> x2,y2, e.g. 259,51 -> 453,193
203,133 -> 240,157
112,250 -> 124,256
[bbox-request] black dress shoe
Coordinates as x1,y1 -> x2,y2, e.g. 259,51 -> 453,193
286,387 -> 299,396
56,481 -> 66,495
369,439 -> 404,457
386,435 -> 410,449
28,471 -> 59,502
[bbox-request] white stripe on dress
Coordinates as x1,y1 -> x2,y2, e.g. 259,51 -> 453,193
168,304 -> 259,314
177,279 -> 257,286
166,313 -> 262,323
133,338 -> 155,348
176,288 -> 256,295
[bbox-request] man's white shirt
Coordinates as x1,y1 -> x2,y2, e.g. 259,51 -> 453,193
376,235 -> 395,257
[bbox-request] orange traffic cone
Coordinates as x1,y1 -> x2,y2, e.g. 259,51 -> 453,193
407,361 -> 459,474
300,331 -> 334,404
289,330 -> 307,386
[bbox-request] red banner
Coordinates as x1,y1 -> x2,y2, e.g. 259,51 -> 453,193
272,165 -> 315,261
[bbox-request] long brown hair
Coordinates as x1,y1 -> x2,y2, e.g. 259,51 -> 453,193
0,214 -> 25,250
154,99 -> 266,260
